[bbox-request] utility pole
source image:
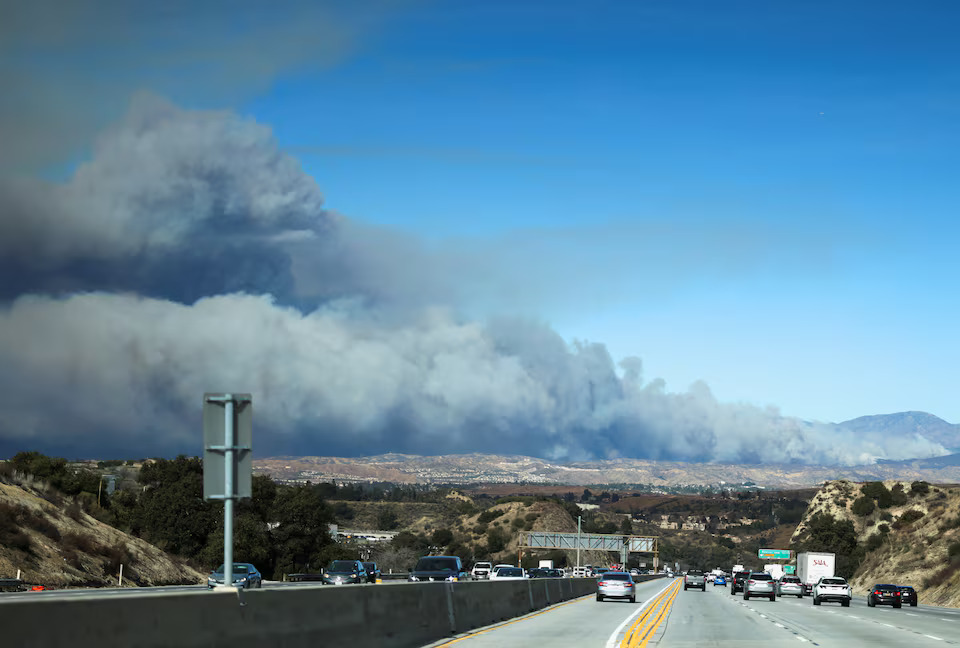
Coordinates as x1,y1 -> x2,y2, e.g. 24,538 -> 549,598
576,516 -> 582,569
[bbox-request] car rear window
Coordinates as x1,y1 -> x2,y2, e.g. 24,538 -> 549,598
821,578 -> 846,585
781,577 -> 800,583
687,570 -> 703,575
750,573 -> 772,580
603,573 -> 631,581
499,568 -> 523,577
417,558 -> 459,571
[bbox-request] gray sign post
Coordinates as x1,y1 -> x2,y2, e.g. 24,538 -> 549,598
203,393 -> 252,590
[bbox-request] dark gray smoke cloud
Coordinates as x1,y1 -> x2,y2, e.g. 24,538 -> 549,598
0,97 -> 948,464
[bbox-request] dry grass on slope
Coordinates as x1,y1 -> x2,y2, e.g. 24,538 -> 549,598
0,481 -> 204,588
798,479 -> 960,607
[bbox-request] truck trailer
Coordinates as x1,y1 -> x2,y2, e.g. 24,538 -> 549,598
796,552 -> 835,595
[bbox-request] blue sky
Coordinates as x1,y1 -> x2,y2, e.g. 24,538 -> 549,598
238,1 -> 959,423
2,0 -> 959,462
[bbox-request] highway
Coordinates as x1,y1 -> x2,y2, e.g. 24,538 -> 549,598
424,577 -> 960,647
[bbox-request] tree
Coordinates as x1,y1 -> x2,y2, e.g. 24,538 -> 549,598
377,507 -> 399,530
431,528 -> 454,547
134,456 -> 215,557
619,516 -> 633,535
851,497 -> 875,517
890,484 -> 908,506
486,527 -> 508,554
269,484 -> 337,577
797,513 -> 862,579
910,481 -> 930,497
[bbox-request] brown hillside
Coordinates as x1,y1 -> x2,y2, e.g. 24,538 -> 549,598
794,479 -> 960,607
0,479 -> 204,588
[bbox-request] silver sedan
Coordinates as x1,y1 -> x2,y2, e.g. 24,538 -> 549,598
596,572 -> 637,603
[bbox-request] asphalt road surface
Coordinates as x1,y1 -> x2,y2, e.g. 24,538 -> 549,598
424,577 -> 960,647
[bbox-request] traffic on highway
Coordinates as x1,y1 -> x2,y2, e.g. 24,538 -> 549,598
424,575 -> 960,647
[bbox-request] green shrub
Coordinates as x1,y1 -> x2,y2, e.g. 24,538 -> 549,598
865,534 -> 884,552
911,481 -> 931,496
852,496 -> 875,517
890,484 -> 908,506
949,541 -> 960,560
477,509 -> 505,524
899,509 -> 925,524
880,511 -> 893,522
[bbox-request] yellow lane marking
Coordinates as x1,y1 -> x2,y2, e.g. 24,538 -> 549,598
618,581 -> 677,647
619,579 -> 682,648
432,594 -> 592,646
638,582 -> 680,647
618,580 -> 677,648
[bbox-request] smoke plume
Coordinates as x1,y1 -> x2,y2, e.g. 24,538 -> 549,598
0,97 -> 947,464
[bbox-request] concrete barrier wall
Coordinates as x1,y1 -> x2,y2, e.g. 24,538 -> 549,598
0,576 -> 663,648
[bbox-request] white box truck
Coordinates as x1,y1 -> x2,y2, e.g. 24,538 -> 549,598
796,552 -> 835,596
765,564 -> 785,580
538,560 -> 554,569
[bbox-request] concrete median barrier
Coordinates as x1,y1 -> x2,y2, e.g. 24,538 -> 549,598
0,576 -> 662,647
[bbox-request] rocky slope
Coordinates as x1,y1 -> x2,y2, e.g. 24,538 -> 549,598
0,478 -> 204,588
792,479 -> 960,607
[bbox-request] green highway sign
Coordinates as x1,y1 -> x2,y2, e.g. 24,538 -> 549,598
758,549 -> 791,560
784,565 -> 796,574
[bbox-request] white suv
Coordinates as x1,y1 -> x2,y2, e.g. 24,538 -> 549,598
813,577 -> 852,607
471,561 -> 492,580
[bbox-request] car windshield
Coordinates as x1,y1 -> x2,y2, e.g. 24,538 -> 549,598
821,578 -> 846,585
417,558 -> 458,571
215,564 -> 248,574
330,561 -> 357,571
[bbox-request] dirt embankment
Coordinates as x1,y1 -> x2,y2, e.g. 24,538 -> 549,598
0,479 -> 203,588
795,479 -> 960,607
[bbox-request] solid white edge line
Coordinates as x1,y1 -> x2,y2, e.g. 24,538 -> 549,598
604,579 -> 676,648
924,635 -> 943,641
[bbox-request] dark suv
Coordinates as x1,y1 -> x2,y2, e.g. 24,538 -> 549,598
408,556 -> 470,582
730,570 -> 751,595
867,583 -> 902,608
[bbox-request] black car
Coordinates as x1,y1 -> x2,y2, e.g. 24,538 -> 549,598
408,555 -> 471,582
322,560 -> 365,585
867,583 -> 902,608
898,585 -> 918,607
730,570 -> 751,594
361,561 -> 381,583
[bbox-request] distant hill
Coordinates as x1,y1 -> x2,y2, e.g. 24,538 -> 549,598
835,411 -> 960,450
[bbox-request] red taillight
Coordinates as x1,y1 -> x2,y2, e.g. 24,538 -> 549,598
748,580 -> 755,585
896,591 -> 901,596
599,581 -> 607,587
874,590 -> 880,596
625,583 -> 633,587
